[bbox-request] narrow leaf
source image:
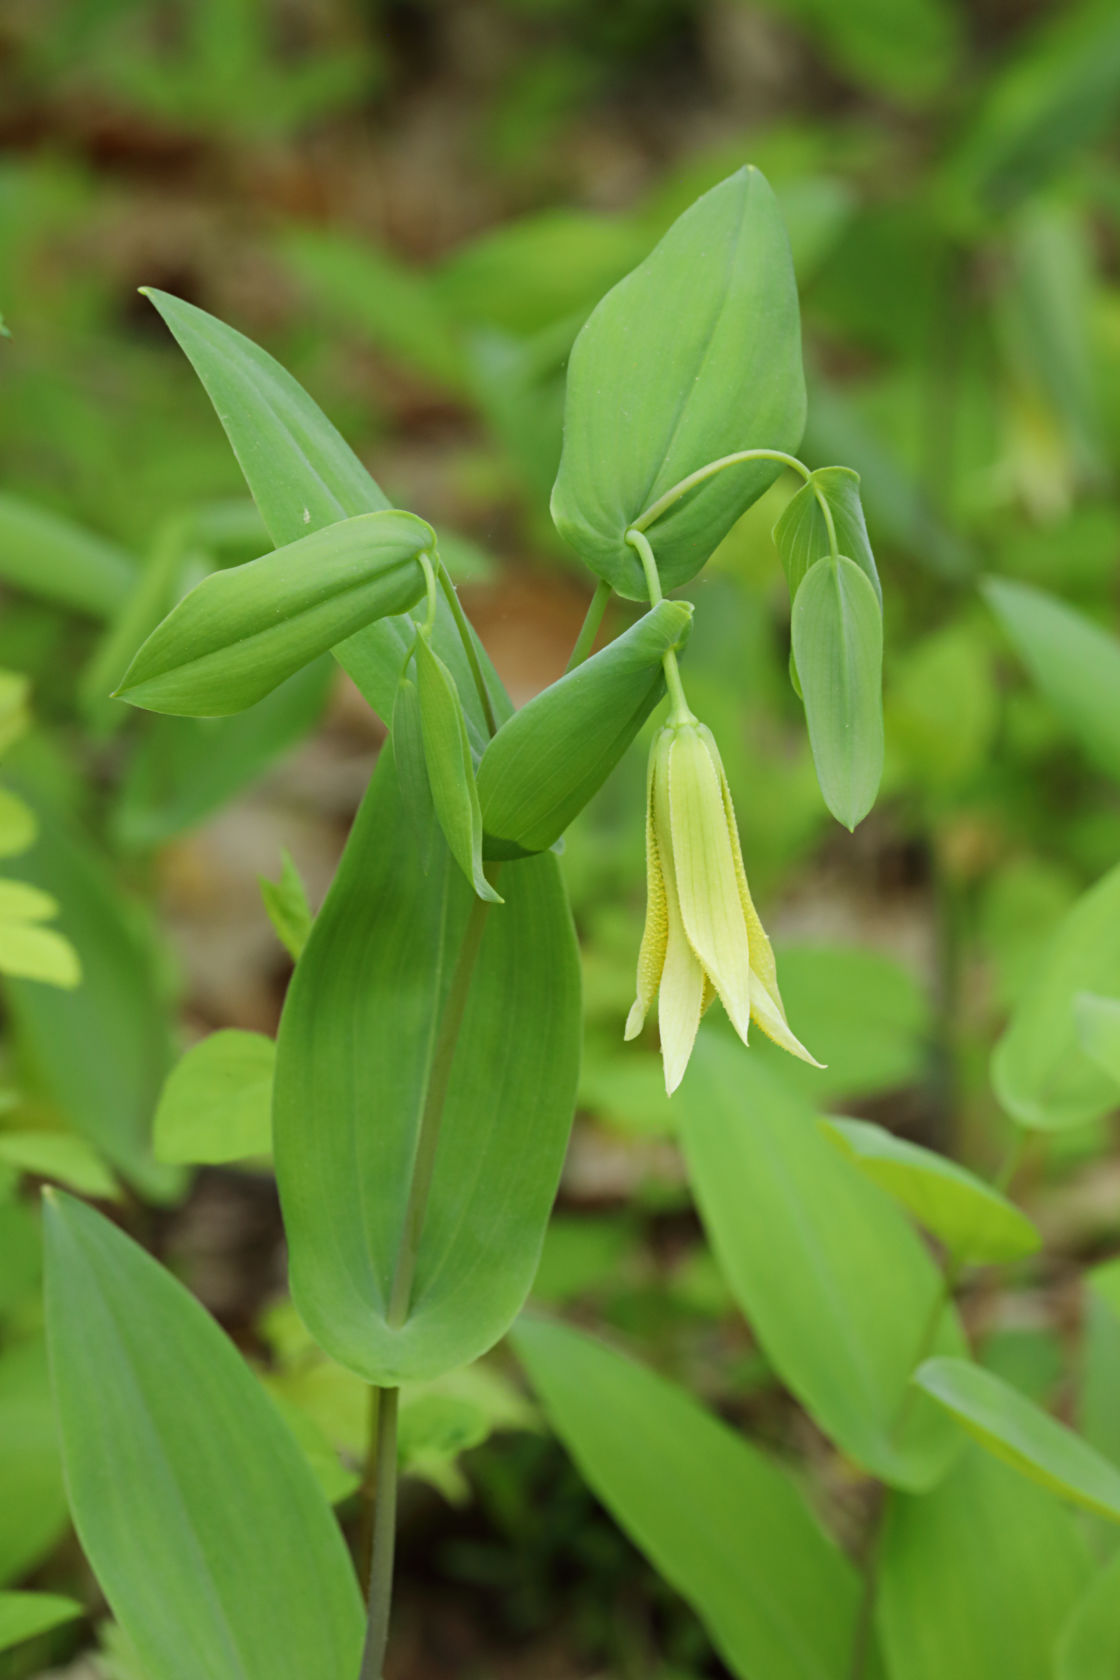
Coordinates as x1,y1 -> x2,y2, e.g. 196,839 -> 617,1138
0,493 -> 135,620
791,554 -> 883,829
415,635 -> 501,903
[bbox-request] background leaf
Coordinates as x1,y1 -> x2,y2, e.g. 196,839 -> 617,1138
153,1031 -> 274,1165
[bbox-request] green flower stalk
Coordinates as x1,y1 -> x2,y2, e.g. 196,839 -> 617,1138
626,717 -> 822,1093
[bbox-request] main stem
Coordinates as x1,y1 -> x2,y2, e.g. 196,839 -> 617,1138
358,878 -> 498,1680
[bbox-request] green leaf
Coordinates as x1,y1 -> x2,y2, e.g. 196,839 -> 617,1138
141,289 -> 502,743
983,577 -> 1120,784
992,860 -> 1120,1131
117,510 -> 431,717
551,168 -> 805,599
392,672 -> 438,874
514,1316 -> 861,1680
153,1032 -> 274,1165
676,1040 -> 965,1490
877,1446 -> 1091,1680
773,466 -> 881,605
0,787 -> 36,859
914,1357 -> 1120,1522
478,599 -> 692,857
274,753 -> 581,1385
0,921 -> 81,988
259,852 -> 313,962
819,1117 -> 1040,1265
0,1591 -> 82,1653
43,1193 -> 363,1680
791,554 -> 884,830
1076,992 -> 1120,1085
0,1131 -> 117,1198
1056,1550 -> 1120,1680
0,1338 -> 68,1587
0,493 -> 135,620
414,634 -> 501,903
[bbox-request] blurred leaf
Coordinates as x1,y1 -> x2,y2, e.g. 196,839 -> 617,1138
819,1117 -> 1040,1264
1057,1549 -> 1120,1680
552,168 -> 805,599
0,787 -> 36,859
0,493 -> 135,620
0,1591 -> 82,1653
915,1357 -> 1120,1522
984,577 -> 1120,785
0,1338 -> 67,1587
791,554 -> 884,829
886,622 -> 998,794
0,1130 -> 117,1198
531,1215 -> 632,1304
992,859 -> 1120,1131
1076,993 -> 1120,1086
44,1194 -> 363,1680
514,1315 -> 862,1680
877,1446 -> 1091,1680
153,1032 -> 274,1166
758,0 -> 957,102
1081,1259 -> 1120,1477
677,1039 -> 965,1490
259,851 -> 313,963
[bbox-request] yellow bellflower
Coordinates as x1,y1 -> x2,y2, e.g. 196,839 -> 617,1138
626,718 -> 822,1093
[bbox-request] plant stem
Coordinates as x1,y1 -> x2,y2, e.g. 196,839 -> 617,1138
436,559 -> 498,737
625,528 -> 695,725
358,1386 -> 400,1680
565,577 -> 613,672
631,448 -> 812,531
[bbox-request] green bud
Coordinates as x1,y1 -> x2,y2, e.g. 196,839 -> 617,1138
477,599 -> 693,860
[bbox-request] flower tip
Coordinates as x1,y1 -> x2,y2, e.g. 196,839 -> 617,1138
623,1002 -> 645,1042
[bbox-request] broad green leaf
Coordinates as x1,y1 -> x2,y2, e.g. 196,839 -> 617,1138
44,1194 -> 363,1680
0,1338 -> 68,1586
0,1591 -> 82,1653
877,1446 -> 1091,1680
114,660 -> 333,850
0,493 -> 135,620
791,554 -> 884,830
984,577 -> 1120,784
142,289 -> 504,743
1076,993 -> 1120,1085
0,1131 -> 117,1198
259,852 -> 313,962
915,1357 -> 1120,1522
992,860 -> 1120,1131
274,753 -> 581,1385
678,1041 -> 965,1489
551,168 -> 805,599
153,1032 -> 274,1165
0,920 -> 80,988
478,599 -> 692,858
819,1117 -> 1040,1264
0,786 -> 36,858
514,1316 -> 861,1680
1,793 -> 178,1197
414,634 -> 501,903
1057,1550 -> 1120,1680
117,511 -> 431,716
773,467 -> 881,605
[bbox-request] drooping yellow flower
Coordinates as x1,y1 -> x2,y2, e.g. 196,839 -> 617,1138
625,719 -> 822,1093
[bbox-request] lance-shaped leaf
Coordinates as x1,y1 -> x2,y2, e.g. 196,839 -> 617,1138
415,634 -> 501,903
551,168 -> 805,599
44,1194 -> 363,1680
274,752 -> 581,1385
514,1316 -> 861,1680
116,511 -> 432,717
773,466 -> 881,605
819,1116 -> 1040,1265
791,553 -> 884,830
478,599 -> 693,858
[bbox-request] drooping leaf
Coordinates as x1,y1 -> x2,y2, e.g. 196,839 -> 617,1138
551,168 -> 805,599
914,1357 -> 1120,1522
514,1316 -> 861,1680
259,852 -> 313,962
984,577 -> 1120,785
117,511 -> 431,717
677,1039 -> 965,1490
773,466 -> 881,605
274,753 -> 580,1385
877,1446 -> 1091,1680
992,860 -> 1120,1131
0,1591 -> 82,1653
791,554 -> 883,830
153,1032 -> 274,1165
819,1117 -> 1040,1265
414,634 -> 501,903
478,599 -> 692,858
43,1194 -> 363,1680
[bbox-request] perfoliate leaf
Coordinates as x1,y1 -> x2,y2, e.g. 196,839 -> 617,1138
478,599 -> 692,858
44,1195 -> 363,1680
414,635 -> 501,903
551,168 -> 805,599
791,553 -> 884,829
117,511 -> 432,717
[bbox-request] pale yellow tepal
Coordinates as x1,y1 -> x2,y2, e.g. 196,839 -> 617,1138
626,720 -> 822,1093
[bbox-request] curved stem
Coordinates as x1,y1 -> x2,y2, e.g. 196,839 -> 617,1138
358,1387 -> 400,1680
625,528 -> 695,726
436,559 -> 498,738
566,578 -> 612,673
631,448 -> 812,533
